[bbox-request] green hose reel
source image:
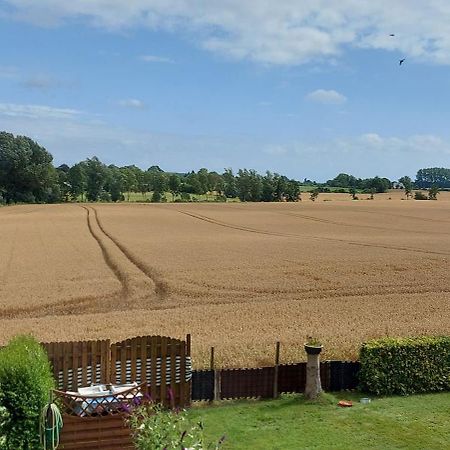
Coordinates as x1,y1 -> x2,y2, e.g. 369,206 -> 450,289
40,398 -> 63,450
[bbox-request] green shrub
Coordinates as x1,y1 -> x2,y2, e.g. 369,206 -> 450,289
414,191 -> 428,200
359,336 -> 450,396
0,335 -> 54,449
130,402 -> 225,450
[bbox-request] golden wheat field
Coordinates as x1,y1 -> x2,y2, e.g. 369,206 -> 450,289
1,191 -> 450,368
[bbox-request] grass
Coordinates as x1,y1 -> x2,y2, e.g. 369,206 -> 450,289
188,392 -> 450,449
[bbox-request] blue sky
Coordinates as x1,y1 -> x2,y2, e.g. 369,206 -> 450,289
1,1 -> 450,181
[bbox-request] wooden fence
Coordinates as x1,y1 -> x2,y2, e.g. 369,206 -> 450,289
192,361 -> 360,401
42,335 -> 191,450
43,334 -> 192,407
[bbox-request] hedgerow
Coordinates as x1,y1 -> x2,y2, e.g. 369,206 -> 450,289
359,336 -> 450,395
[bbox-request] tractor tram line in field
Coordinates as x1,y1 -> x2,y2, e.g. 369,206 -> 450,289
91,206 -> 169,301
178,208 -> 450,257
81,205 -> 131,298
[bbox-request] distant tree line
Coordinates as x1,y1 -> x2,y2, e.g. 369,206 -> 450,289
325,173 -> 392,193
0,132 -> 447,205
0,132 -> 301,204
415,168 -> 450,189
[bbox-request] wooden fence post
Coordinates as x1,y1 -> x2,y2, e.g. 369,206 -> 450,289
210,346 -> 215,371
186,334 -> 191,356
212,347 -> 221,401
273,341 -> 280,399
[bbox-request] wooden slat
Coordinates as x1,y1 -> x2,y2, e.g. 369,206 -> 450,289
82,341 -> 88,386
130,338 -> 137,383
160,336 -> 167,406
140,336 -> 147,387
170,338 -> 177,408
180,341 -> 186,406
105,339 -> 111,384
72,342 -> 79,389
110,343 -> 117,384
91,340 -> 98,385
150,336 -> 157,402
63,342 -> 70,390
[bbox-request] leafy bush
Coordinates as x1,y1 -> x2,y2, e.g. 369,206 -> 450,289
414,191 -> 428,200
130,402 -> 225,450
0,335 -> 54,449
359,336 -> 450,395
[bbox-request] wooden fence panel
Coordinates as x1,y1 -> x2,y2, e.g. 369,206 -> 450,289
43,340 -> 110,391
329,361 -> 360,391
277,362 -> 306,394
320,361 -> 331,391
59,415 -> 133,450
192,370 -> 215,401
110,335 -> 191,407
221,367 -> 274,399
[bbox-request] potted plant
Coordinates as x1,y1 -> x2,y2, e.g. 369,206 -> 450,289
304,336 -> 323,355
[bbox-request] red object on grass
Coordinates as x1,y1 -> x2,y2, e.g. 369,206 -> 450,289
338,400 -> 353,407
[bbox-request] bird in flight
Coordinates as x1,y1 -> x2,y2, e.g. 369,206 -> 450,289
399,58 -> 406,65
389,34 -> 395,36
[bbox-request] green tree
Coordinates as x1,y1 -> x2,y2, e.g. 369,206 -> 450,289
399,176 -> 413,199
428,185 -> 440,200
85,157 -> 108,201
197,168 -> 210,194
168,174 -> 181,201
310,189 -> 319,202
0,132 -> 60,203
106,165 -> 125,202
416,167 -> 450,189
236,169 -> 262,201
326,173 -> 359,188
261,171 -> 275,202
151,172 -> 167,202
56,164 -> 71,202
185,172 -> 203,195
349,186 -> 358,200
222,168 -> 238,198
207,171 -> 224,196
67,162 -> 87,201
121,166 -> 138,201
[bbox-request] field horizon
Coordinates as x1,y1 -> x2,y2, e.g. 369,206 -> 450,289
1,191 -> 450,368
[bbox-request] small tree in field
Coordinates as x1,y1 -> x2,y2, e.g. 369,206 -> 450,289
151,189 -> 162,203
399,176 -> 413,199
428,185 -> 440,200
310,189 -> 319,202
349,186 -> 358,200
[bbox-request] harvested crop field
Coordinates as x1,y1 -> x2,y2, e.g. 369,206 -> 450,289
1,193 -> 450,368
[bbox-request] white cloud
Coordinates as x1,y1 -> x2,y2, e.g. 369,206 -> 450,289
0,103 -> 82,119
139,54 -> 174,63
118,98 -> 146,109
2,103 -> 450,179
3,1 -> 450,65
306,89 -> 347,105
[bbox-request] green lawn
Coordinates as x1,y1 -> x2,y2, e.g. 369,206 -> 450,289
188,392 -> 450,449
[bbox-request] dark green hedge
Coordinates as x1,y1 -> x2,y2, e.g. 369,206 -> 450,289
0,335 -> 54,449
359,336 -> 450,395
